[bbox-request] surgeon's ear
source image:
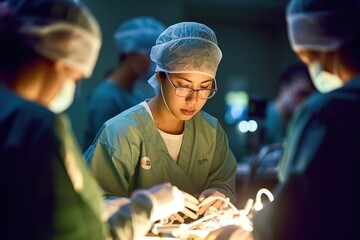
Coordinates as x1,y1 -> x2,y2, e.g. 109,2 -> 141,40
53,59 -> 65,71
43,59 -> 63,82
156,71 -> 165,85
53,59 -> 84,81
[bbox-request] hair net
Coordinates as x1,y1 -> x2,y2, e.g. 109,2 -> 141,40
286,0 -> 360,52
148,22 -> 222,94
114,16 -> 165,54
6,0 -> 101,77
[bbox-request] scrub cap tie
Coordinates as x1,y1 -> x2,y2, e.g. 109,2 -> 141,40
286,0 -> 360,51
6,0 -> 101,77
114,16 -> 165,54
148,22 -> 222,94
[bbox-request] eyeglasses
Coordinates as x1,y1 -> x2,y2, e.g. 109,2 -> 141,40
165,72 -> 218,99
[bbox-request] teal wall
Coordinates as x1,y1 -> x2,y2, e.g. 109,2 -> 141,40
67,0 -> 299,161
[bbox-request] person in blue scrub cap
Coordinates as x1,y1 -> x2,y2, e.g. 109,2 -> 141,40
83,16 -> 165,150
205,0 -> 360,239
0,1 -> 185,239
84,21 -> 238,224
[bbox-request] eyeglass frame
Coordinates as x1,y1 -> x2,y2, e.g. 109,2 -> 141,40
164,72 -> 218,99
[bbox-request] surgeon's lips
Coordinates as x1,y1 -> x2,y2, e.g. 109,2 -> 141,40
181,109 -> 196,116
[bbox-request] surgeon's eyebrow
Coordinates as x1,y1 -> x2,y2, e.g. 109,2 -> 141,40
177,76 -> 213,84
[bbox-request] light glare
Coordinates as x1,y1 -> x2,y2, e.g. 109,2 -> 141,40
248,120 -> 258,132
238,121 -> 248,133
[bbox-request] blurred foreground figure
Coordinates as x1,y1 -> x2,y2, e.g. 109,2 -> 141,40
0,1 -> 184,239
206,0 -> 360,239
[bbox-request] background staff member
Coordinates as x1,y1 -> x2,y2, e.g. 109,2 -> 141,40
84,16 -> 165,150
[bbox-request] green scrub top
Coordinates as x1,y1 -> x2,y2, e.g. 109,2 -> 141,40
84,104 -> 237,203
52,114 -> 106,240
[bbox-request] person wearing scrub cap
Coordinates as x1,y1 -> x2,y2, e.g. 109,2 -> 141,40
205,0 -> 360,239
83,16 -> 165,150
0,1 -> 185,239
84,22 -> 237,223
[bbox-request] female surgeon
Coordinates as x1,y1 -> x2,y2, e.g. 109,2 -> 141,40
84,21 -> 238,223
206,0 -> 360,239
0,1 -> 185,239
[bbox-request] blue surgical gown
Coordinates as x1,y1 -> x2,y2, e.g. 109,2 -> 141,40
84,80 -> 140,150
84,103 -> 237,203
253,76 -> 360,239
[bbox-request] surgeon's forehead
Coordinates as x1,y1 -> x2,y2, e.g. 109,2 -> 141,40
296,50 -> 322,64
171,72 -> 214,83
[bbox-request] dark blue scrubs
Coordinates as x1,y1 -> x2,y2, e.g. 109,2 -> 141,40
253,76 -> 360,240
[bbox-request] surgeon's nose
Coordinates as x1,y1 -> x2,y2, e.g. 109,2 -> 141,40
186,91 -> 199,104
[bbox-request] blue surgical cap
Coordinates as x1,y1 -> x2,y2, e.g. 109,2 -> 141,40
148,22 -> 222,94
114,16 -> 165,54
287,0 -> 360,51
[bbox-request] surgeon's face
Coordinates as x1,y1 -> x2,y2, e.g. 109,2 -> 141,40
296,50 -> 336,71
46,63 -> 84,113
42,60 -> 83,106
50,63 -> 83,98
296,50 -> 324,66
161,72 -> 213,121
